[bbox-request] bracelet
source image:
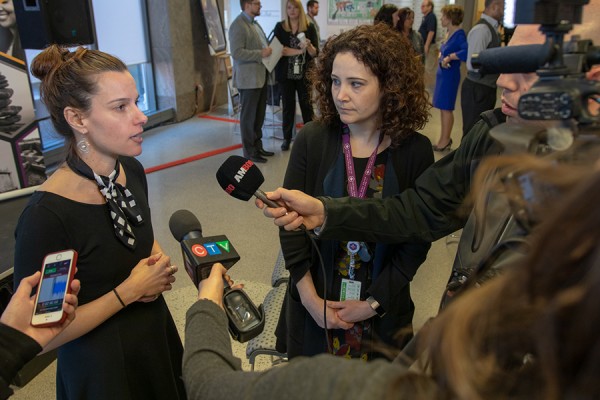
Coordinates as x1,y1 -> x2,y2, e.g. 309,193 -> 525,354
113,288 -> 126,308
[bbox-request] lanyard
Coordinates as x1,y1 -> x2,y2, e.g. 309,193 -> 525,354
341,124 -> 382,280
341,124 -> 383,199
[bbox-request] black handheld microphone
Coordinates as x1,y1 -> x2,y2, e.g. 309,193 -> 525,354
168,209 -> 264,342
169,209 -> 240,286
215,155 -> 280,208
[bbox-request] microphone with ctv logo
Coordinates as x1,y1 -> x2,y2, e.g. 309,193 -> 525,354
216,155 -> 280,208
168,209 -> 265,343
168,209 -> 240,286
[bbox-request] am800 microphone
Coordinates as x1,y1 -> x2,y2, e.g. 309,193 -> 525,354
216,155 -> 280,208
169,209 -> 240,286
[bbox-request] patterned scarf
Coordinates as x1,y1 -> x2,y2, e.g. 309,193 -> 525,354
67,156 -> 143,249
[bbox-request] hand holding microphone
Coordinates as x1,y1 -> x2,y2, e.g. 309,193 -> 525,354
256,188 -> 325,231
216,156 -> 311,230
216,155 -> 282,208
197,263 -> 241,309
169,209 -> 263,342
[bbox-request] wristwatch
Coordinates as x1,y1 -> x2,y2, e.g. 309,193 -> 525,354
366,296 -> 386,317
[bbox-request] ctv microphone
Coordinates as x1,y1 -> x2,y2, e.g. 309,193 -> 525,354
168,209 -> 265,342
216,155 -> 280,208
169,209 -> 240,286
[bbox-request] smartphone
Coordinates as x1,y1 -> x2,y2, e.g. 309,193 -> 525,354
30,249 -> 77,327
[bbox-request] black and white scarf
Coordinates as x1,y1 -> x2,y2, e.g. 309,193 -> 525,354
67,156 -> 143,249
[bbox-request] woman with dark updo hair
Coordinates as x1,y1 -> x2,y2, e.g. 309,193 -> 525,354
13,45 -> 186,399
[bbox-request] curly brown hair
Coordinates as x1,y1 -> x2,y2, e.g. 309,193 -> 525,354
307,23 -> 429,146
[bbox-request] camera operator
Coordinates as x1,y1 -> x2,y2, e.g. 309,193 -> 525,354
184,155 -> 600,398
259,1 -> 600,307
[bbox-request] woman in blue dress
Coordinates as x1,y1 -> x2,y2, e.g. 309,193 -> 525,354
432,5 -> 467,152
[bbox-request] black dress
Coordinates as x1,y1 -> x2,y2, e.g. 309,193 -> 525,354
13,157 -> 186,400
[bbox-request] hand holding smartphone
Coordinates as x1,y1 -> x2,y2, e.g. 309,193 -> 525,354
31,249 -> 77,327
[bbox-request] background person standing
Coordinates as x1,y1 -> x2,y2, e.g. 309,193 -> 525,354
306,0 -> 320,43
274,0 -> 318,151
229,0 -> 274,163
398,7 -> 425,62
460,0 -> 504,136
432,5 -> 467,152
418,0 -> 437,71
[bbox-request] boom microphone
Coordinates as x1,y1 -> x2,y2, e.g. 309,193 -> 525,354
215,155 -> 280,208
169,209 -> 240,286
472,44 -> 555,75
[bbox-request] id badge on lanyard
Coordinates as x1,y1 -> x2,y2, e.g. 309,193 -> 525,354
340,279 -> 361,301
340,241 -> 362,300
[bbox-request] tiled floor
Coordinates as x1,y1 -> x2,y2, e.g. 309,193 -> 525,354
11,73 -> 480,398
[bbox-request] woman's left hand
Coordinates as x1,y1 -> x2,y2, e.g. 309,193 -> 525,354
327,299 -> 377,323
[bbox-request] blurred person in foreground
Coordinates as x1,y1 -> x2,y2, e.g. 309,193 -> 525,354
257,2 -> 600,310
183,152 -> 600,399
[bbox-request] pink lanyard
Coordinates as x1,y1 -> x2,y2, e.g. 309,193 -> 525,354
341,124 -> 383,198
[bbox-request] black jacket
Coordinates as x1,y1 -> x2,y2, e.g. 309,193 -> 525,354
278,121 -> 433,356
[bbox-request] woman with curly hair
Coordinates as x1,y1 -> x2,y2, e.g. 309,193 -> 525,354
275,23 -> 434,360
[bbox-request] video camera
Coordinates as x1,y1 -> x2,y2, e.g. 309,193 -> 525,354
473,0 -> 600,132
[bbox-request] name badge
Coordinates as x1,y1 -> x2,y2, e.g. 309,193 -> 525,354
340,278 -> 361,301
293,62 -> 300,75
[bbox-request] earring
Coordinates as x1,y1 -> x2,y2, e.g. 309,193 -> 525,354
77,138 -> 90,154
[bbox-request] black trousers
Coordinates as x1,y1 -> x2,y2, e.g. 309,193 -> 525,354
239,83 -> 268,158
280,78 -> 313,141
460,78 -> 497,136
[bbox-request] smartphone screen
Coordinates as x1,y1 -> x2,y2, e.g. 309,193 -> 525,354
31,250 -> 77,327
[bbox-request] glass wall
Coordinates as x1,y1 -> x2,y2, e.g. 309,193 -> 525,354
25,0 -> 156,155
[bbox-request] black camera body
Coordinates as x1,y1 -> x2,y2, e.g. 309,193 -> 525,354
474,0 -> 600,130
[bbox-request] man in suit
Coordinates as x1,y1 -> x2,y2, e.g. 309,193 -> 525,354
229,0 -> 274,163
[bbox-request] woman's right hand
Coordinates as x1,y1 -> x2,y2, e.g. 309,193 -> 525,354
120,253 -> 177,303
304,294 -> 354,330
